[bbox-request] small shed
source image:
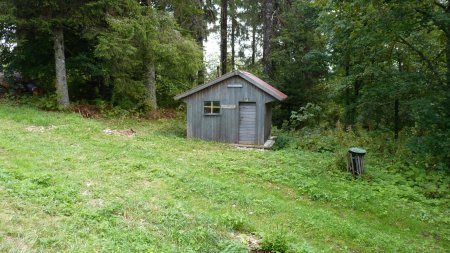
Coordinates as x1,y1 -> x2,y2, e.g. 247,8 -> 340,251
174,70 -> 287,146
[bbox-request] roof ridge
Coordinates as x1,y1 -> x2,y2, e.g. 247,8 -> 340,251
174,71 -> 287,101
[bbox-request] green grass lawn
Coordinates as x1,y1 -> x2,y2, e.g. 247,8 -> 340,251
0,103 -> 448,252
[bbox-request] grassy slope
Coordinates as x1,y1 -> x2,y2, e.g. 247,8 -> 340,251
0,104 -> 448,252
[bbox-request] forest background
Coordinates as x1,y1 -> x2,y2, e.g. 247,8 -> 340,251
0,0 -> 449,169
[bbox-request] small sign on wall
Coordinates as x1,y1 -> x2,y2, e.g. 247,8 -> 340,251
221,104 -> 236,109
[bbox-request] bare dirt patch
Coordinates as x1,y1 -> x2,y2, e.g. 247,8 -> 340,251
230,232 -> 262,251
3,235 -> 35,253
235,146 -> 267,151
81,190 -> 91,197
88,199 -> 105,208
85,181 -> 94,187
25,125 -> 57,133
103,128 -> 136,137
141,179 -> 164,189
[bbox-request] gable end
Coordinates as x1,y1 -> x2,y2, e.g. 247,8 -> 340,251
174,71 -> 287,101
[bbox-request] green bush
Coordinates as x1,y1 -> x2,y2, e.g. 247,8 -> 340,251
112,79 -> 150,111
272,130 -> 294,150
290,103 -> 323,129
260,231 -> 289,253
35,94 -> 60,111
3,94 -> 62,111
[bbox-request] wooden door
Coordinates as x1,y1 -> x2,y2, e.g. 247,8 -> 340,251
239,102 -> 257,144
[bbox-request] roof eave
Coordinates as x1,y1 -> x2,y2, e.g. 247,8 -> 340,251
174,70 -> 288,101
174,71 -> 239,100
236,71 -> 287,101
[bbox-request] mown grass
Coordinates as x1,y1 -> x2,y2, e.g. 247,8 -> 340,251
0,102 -> 448,252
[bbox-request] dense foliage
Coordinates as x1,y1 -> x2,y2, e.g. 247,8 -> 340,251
0,0 -> 203,110
314,0 -> 450,169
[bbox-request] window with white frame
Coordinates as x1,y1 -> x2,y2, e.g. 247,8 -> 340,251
204,101 -> 221,114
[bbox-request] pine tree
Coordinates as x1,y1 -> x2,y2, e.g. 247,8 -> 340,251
220,0 -> 228,75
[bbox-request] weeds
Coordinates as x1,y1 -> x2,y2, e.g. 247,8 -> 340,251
260,230 -> 288,253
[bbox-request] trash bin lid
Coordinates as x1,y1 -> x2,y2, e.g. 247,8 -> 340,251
349,147 -> 366,154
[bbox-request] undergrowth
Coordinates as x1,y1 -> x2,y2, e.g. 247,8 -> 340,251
273,122 -> 449,192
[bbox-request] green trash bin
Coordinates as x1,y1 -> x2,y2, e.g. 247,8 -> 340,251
348,147 -> 366,176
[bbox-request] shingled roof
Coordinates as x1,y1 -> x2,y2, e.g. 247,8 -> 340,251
174,70 -> 288,101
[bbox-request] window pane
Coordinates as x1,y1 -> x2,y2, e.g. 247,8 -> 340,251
204,101 -> 220,114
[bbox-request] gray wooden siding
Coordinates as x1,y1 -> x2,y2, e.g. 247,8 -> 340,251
184,76 -> 275,145
264,103 -> 272,141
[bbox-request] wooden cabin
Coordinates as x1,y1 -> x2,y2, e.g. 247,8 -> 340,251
174,70 -> 287,146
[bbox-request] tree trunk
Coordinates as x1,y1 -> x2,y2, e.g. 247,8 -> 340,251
345,64 -> 350,108
231,13 -> 236,70
144,62 -> 157,110
344,57 -> 352,127
53,25 -> 70,108
348,79 -> 361,125
446,31 -> 450,89
443,4 -> 450,90
197,32 -> 205,84
394,57 -> 403,141
251,23 -> 256,65
220,0 -> 228,75
263,0 -> 273,77
445,30 -> 450,126
394,99 -> 399,140
230,0 -> 237,70
196,0 -> 205,84
354,79 -> 361,97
